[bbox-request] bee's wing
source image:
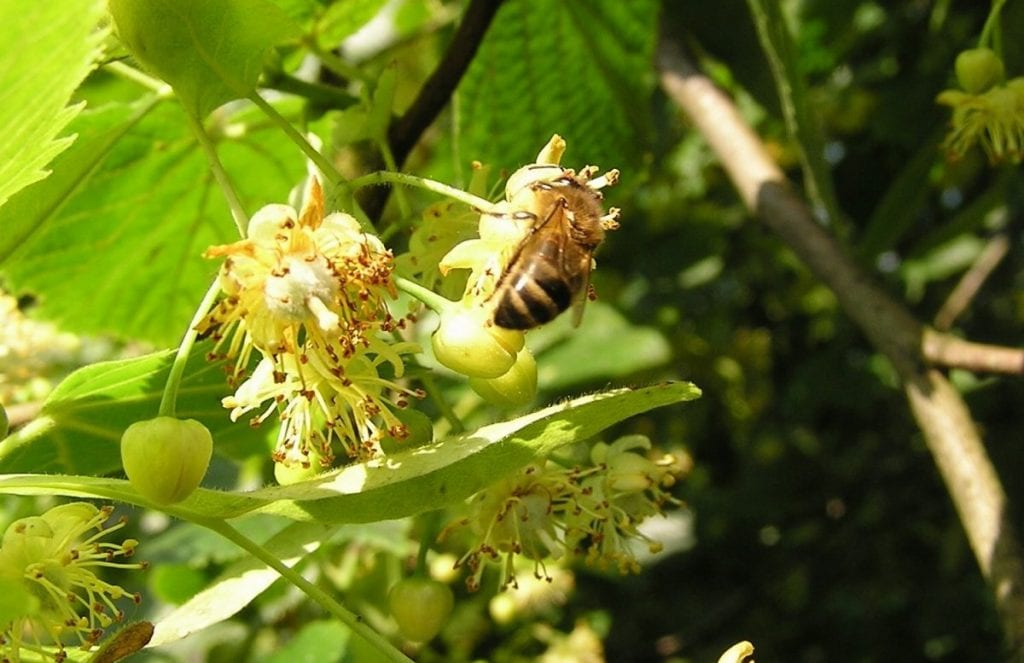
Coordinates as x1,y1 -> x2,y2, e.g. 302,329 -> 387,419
551,204 -> 593,328
568,251 -> 593,327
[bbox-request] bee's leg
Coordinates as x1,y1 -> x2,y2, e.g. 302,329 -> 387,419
587,168 -> 620,190
600,207 -> 621,231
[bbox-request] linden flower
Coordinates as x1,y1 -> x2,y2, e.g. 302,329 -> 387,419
200,177 -> 422,464
447,436 -> 684,590
450,463 -> 578,591
198,177 -> 400,384
224,341 -> 423,462
569,436 -> 683,573
937,77 -> 1024,163
0,503 -> 143,662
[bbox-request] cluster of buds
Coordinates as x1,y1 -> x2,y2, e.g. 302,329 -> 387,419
432,135 -> 619,407
0,503 -> 144,662
198,177 -> 422,470
937,47 -> 1024,163
445,435 -> 684,591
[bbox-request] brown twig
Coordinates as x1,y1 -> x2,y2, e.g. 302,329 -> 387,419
657,38 -> 1024,656
360,0 -> 504,221
934,232 -> 1011,331
924,331 -> 1024,374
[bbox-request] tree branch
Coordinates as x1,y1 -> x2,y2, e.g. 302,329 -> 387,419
934,232 -> 1010,331
360,0 -> 504,220
924,331 -> 1024,374
656,37 -> 1024,656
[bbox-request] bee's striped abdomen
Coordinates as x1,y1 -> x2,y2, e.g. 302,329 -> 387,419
493,262 -> 574,329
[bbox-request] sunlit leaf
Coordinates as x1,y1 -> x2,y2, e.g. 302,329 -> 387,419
0,100 -> 304,345
0,99 -> 159,264
0,0 -> 106,208
0,382 -> 700,522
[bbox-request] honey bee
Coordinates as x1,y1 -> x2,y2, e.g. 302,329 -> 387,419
490,168 -> 620,330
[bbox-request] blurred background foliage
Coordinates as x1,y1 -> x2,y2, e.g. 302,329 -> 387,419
2,0 -> 1023,661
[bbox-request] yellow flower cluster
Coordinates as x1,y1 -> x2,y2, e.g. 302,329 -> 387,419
199,178 -> 421,466
447,435 -> 684,591
0,503 -> 143,662
938,48 -> 1024,163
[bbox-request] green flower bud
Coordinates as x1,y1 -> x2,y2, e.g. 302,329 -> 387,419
121,417 -> 213,504
431,305 -> 524,378
469,347 -> 537,407
273,459 -> 322,486
388,576 -> 454,642
381,408 -> 434,455
955,48 -> 1005,94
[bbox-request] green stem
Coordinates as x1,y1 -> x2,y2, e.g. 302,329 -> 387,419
305,39 -> 372,85
263,69 -> 359,109
395,276 -> 455,314
247,91 -> 346,189
183,112 -> 249,237
419,373 -> 465,434
746,0 -> 842,226
415,511 -> 443,575
349,171 -> 496,211
105,61 -> 173,97
979,0 -> 1007,48
194,516 -> 412,663
158,278 -> 222,418
378,140 -> 412,221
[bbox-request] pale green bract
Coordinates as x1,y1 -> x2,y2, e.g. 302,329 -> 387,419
0,381 -> 699,524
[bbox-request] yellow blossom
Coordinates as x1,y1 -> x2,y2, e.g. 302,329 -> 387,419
199,178 -> 422,465
446,436 -> 684,591
937,76 -> 1024,163
199,177 -> 400,383
0,503 -> 144,662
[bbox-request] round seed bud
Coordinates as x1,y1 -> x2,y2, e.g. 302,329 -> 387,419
955,48 -> 1005,94
388,577 -> 454,643
469,347 -> 538,407
432,305 -> 524,378
121,417 -> 213,505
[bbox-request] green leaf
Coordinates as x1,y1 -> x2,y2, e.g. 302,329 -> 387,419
0,98 -> 159,264
143,515 -> 292,567
316,0 -> 389,47
108,0 -> 299,118
263,620 -> 349,663
0,343 -> 265,476
148,521 -> 335,647
456,0 -> 658,170
0,100 -> 305,345
528,302 -> 672,390
0,382 -> 700,522
0,0 -> 106,208
149,563 -> 208,605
